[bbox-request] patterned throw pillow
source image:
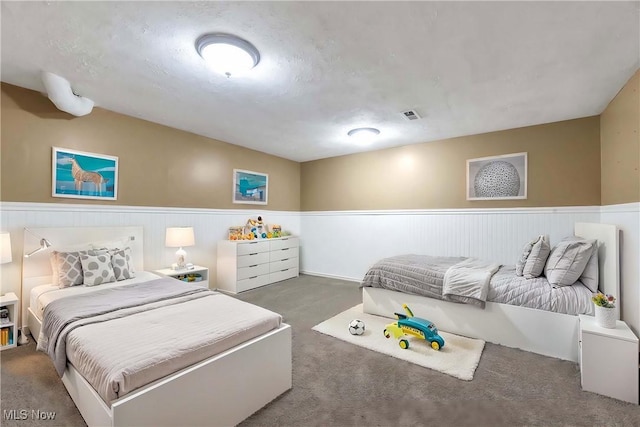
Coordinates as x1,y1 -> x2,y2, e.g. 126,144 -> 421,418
80,253 -> 116,286
51,249 -> 109,288
51,251 -> 84,287
110,247 -> 136,281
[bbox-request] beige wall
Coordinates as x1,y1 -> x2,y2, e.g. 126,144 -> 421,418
0,83 -> 300,211
301,118 -> 601,211
600,70 -> 640,205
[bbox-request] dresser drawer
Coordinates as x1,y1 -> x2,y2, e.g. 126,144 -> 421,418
270,257 -> 298,272
270,267 -> 298,283
237,263 -> 270,280
237,241 -> 270,255
237,251 -> 270,268
270,237 -> 299,251
270,246 -> 299,262
236,274 -> 271,293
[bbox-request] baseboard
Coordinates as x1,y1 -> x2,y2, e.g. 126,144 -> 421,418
300,270 -> 361,283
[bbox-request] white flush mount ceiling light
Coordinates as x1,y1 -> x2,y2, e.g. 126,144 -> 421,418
196,33 -> 260,77
347,127 -> 380,144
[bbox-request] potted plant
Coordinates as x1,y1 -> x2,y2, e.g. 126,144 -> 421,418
592,292 -> 616,329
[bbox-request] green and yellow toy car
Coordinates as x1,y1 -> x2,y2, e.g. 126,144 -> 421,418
383,304 -> 445,351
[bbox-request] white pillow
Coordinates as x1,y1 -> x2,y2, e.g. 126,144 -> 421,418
545,237 -> 596,287
80,253 -> 116,286
90,237 -> 131,251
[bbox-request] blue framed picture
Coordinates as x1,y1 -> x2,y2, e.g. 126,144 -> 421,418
233,169 -> 268,205
52,147 -> 118,200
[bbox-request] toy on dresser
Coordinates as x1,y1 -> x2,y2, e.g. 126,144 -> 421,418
227,216 -> 287,240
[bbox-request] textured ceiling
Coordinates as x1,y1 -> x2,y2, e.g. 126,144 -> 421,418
1,1 -> 639,162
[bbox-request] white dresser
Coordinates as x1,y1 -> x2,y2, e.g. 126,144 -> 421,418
216,237 -> 299,293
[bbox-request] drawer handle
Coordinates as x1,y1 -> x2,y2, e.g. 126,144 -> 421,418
282,238 -> 288,241
249,242 -> 257,245
281,269 -> 289,272
281,258 -> 289,261
249,265 -> 258,268
282,248 -> 289,251
249,253 -> 258,256
249,276 -> 258,279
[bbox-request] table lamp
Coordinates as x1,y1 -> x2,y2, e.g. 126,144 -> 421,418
0,232 -> 12,264
165,227 -> 195,269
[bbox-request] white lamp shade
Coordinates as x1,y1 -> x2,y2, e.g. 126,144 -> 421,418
0,233 -> 12,264
165,227 -> 195,248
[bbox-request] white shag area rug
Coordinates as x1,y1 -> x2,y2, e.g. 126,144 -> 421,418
312,304 -> 485,381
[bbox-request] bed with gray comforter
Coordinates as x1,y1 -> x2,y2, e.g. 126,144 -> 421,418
360,254 -> 593,315
37,277 -> 282,404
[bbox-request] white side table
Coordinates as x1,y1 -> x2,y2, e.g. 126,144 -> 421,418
0,292 -> 19,350
579,314 -> 639,404
154,265 -> 210,289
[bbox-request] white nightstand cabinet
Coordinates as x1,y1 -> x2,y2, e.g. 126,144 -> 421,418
0,292 -> 19,351
579,315 -> 639,404
217,237 -> 299,293
154,265 -> 210,288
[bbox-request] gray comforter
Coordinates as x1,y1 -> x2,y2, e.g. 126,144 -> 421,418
361,254 -> 593,314
38,277 -> 209,376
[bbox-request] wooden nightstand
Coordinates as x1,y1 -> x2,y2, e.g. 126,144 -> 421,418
0,292 -> 19,351
579,314 -> 639,404
154,265 -> 210,289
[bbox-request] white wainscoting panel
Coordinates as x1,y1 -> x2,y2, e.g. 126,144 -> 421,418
0,202 -> 300,296
601,202 -> 640,336
300,207 -> 600,282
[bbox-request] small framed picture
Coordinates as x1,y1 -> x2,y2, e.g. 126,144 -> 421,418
233,169 -> 268,205
467,152 -> 527,200
52,147 -> 118,200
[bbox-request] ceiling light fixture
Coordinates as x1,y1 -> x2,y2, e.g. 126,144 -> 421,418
347,127 -> 380,144
196,33 -> 260,78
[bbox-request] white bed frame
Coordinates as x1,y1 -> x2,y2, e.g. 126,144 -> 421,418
363,222 -> 620,362
22,226 -> 292,427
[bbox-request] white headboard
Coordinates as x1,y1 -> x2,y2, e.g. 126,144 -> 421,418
574,222 -> 620,320
21,226 -> 144,329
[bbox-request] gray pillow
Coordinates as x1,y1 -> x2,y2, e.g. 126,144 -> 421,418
559,236 -> 599,292
523,235 -> 550,278
110,247 -> 136,281
80,253 -> 116,286
51,251 -> 84,287
515,236 -> 541,276
544,237 -> 596,287
52,249 -> 109,288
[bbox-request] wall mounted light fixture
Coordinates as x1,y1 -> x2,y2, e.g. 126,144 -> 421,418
24,228 -> 52,258
196,33 -> 260,78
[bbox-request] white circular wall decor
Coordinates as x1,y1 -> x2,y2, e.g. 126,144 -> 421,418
474,160 -> 521,197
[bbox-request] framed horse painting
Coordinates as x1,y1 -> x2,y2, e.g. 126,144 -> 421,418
52,147 -> 119,200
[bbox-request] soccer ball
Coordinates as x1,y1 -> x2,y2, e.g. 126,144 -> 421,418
348,319 -> 365,336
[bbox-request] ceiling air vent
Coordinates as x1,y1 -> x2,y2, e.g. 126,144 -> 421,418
401,110 -> 421,121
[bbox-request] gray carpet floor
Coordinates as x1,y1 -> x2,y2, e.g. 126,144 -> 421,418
1,274 -> 639,427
